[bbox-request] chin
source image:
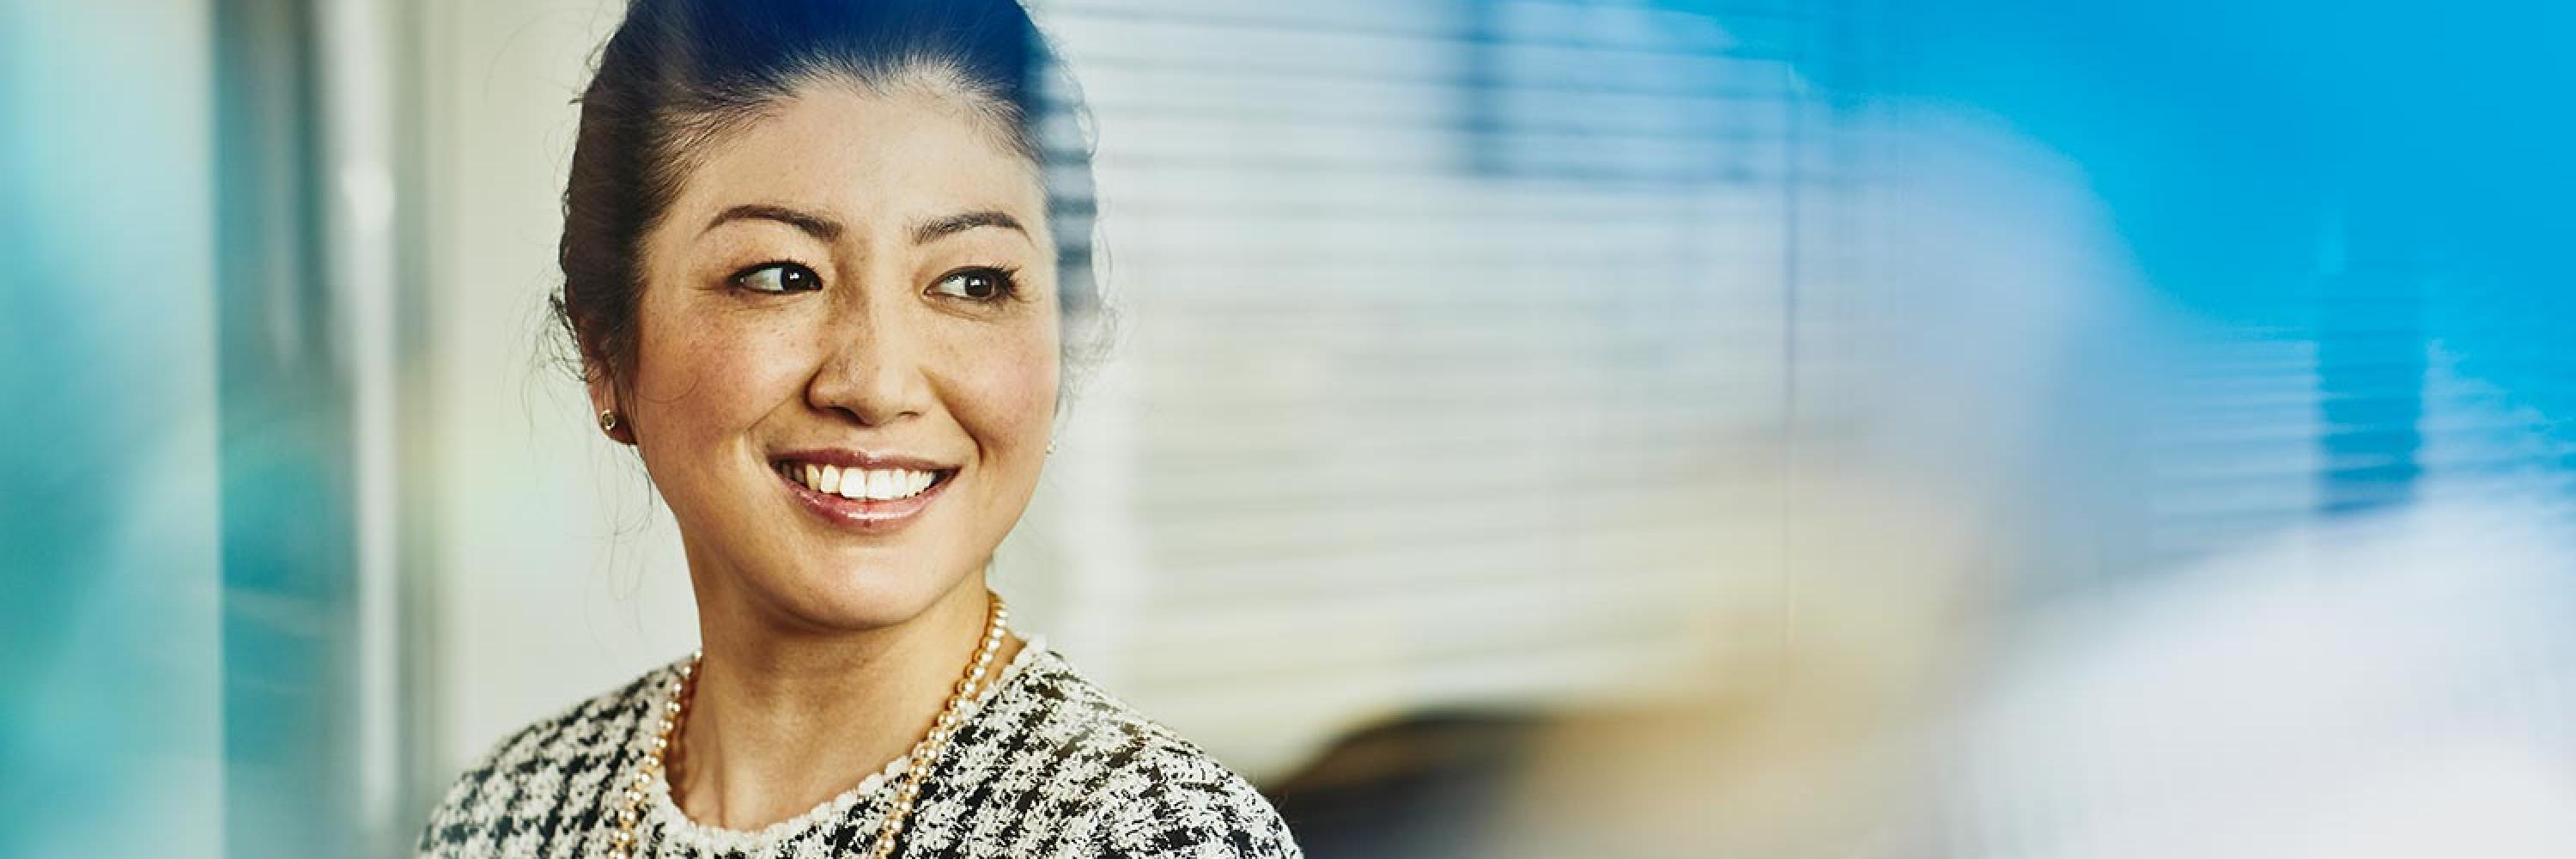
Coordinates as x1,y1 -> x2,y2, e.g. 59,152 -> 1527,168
759,551 -> 975,632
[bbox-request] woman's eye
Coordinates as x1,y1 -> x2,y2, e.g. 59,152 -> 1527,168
732,262 -> 821,294
929,267 -> 1018,302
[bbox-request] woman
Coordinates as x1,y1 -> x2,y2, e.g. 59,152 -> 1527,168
416,1 -> 1301,856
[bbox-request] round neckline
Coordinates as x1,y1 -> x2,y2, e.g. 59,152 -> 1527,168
635,634 -> 1050,853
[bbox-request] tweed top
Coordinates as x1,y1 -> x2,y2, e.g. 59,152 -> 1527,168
416,637 -> 1303,858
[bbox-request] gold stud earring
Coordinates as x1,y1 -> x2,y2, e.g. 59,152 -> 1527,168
598,408 -> 620,437
1046,440 -> 1057,455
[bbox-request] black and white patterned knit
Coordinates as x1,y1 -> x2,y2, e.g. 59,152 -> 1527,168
416,637 -> 1303,858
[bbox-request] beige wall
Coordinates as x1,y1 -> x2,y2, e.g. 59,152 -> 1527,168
410,0 -> 699,783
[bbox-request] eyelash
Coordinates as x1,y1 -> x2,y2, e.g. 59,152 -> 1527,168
725,261 -> 1023,305
728,261 -> 821,295
931,265 -> 1023,303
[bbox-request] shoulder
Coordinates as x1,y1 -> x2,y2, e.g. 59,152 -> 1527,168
414,659 -> 677,858
966,647 -> 1303,859
1090,738 -> 1303,859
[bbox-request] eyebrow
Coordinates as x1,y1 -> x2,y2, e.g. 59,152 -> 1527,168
911,210 -> 1028,246
702,204 -> 1028,246
705,204 -> 843,241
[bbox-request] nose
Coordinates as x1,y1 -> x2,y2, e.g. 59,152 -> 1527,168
805,299 -> 934,427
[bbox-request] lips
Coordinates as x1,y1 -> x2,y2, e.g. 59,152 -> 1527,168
770,451 -> 958,530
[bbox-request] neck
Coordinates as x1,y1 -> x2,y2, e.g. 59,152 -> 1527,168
671,576 -> 1024,832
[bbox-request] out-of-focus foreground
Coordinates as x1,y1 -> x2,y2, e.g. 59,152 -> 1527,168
5,1 -> 2573,857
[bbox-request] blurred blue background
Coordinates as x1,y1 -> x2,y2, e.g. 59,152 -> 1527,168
5,1 -> 2572,856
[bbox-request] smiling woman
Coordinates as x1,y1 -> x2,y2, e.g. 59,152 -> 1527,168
615,82 -> 1060,636
413,2 -> 1298,857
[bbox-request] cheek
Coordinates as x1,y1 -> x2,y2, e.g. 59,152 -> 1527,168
631,298 -> 807,449
946,325 -> 1060,455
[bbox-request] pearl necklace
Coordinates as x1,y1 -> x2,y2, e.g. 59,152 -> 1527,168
606,592 -> 1012,859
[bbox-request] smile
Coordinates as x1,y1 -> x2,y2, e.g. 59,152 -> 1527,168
771,454 -> 957,530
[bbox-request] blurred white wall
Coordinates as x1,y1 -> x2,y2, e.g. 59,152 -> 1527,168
406,0 -> 701,789
1942,493 -> 2576,859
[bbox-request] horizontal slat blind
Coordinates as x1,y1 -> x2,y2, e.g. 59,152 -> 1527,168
1014,0 -> 1874,779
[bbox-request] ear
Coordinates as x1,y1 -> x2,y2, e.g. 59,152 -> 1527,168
586,360 -> 633,445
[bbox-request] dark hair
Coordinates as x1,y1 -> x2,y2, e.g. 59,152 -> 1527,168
556,0 -> 1102,393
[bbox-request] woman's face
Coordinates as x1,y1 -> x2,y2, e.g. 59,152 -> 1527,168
603,81 -> 1058,632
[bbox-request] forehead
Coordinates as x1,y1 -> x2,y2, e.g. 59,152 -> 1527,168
662,82 -> 1046,238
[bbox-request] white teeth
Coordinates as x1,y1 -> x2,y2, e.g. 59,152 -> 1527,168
793,462 -> 939,502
